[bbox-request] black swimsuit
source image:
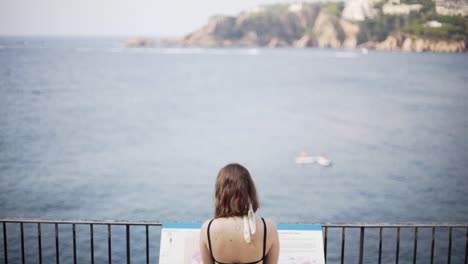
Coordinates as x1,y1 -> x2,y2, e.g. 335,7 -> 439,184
207,217 -> 267,264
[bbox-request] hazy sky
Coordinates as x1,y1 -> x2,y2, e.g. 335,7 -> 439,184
0,0 -> 324,37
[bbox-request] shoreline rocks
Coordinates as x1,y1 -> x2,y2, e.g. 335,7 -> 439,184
359,35 -> 466,53
123,38 -> 155,47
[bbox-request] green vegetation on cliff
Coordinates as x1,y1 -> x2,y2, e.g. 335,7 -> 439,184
359,0 -> 467,43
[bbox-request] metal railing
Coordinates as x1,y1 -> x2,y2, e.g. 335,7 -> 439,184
323,223 -> 468,264
1,218 -> 467,264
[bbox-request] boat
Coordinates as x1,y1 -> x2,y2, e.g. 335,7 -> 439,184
295,151 -> 315,164
295,151 -> 333,167
316,155 -> 332,167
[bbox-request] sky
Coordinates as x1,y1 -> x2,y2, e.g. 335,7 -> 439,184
0,0 -> 326,37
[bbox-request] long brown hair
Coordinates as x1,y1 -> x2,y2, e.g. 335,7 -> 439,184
214,163 -> 259,218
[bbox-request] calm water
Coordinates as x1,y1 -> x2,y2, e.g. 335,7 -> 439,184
1,37 -> 467,263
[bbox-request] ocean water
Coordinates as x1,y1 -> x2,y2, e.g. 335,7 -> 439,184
1,37 -> 467,263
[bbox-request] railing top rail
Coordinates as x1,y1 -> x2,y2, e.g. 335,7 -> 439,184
321,223 -> 468,227
0,218 -> 163,226
1,218 -> 467,227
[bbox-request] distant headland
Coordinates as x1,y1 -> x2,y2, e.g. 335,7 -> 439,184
149,0 -> 468,53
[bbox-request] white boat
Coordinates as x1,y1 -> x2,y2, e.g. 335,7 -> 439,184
295,156 -> 316,164
295,151 -> 315,164
295,151 -> 333,167
316,156 -> 332,167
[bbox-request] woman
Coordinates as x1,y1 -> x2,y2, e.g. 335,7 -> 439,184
200,163 -> 280,264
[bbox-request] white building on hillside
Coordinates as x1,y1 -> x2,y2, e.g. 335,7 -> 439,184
382,0 -> 422,15
288,2 -> 304,13
435,0 -> 468,16
424,20 -> 442,28
342,0 -> 379,21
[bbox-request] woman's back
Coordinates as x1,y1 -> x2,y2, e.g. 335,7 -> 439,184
200,163 -> 279,264
200,216 -> 279,264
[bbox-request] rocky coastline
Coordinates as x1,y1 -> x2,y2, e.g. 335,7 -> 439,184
159,2 -> 466,53
359,35 -> 465,53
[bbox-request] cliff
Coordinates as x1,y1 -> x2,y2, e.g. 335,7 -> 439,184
161,1 -> 467,52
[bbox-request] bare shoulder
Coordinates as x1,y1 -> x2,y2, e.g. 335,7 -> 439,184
201,219 -> 212,230
262,218 -> 280,261
262,218 -> 278,233
200,219 -> 212,242
262,218 -> 279,244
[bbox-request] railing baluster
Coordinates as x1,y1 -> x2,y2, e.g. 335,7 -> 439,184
359,227 -> 365,264
396,227 -> 400,264
447,226 -> 452,264
37,223 -> 42,264
146,225 -> 149,264
341,227 -> 345,264
108,224 -> 112,264
378,227 -> 383,264
431,227 -> 435,264
3,222 -> 8,264
73,224 -> 77,264
126,224 -> 130,264
20,223 -> 25,264
55,223 -> 60,264
324,226 -> 328,263
90,224 -> 95,264
413,227 -> 418,264
465,227 -> 467,264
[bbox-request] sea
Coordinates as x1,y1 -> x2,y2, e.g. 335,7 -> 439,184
0,37 -> 467,263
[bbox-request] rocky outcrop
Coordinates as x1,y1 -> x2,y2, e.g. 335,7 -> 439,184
160,2 -> 466,52
401,38 -> 465,52
162,3 -> 320,48
360,35 -> 466,52
376,35 -> 400,50
339,19 -> 360,49
293,35 -> 315,48
124,38 -> 155,47
312,10 -> 342,48
238,31 -> 260,46
268,37 -> 289,47
162,16 -> 236,47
